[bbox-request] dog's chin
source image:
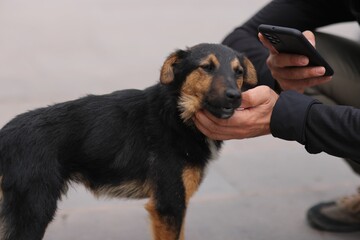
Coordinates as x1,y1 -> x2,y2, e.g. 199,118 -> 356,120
204,103 -> 236,119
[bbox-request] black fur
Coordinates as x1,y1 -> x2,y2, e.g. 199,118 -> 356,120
0,43 -> 256,240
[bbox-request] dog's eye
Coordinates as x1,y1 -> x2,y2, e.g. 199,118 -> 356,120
234,67 -> 243,76
200,63 -> 215,73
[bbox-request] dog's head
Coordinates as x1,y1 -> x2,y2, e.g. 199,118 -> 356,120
160,43 -> 257,122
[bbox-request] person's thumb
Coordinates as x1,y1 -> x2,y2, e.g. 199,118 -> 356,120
240,88 -> 259,109
303,30 -> 316,47
240,86 -> 274,109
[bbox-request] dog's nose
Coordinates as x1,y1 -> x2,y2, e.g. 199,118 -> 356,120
225,89 -> 241,101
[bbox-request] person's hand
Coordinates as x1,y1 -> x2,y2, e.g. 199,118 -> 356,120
194,86 -> 279,140
258,31 -> 332,93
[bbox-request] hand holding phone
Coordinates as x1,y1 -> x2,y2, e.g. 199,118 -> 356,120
258,24 -> 334,76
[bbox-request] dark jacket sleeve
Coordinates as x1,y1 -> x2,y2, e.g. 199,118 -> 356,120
222,0 -> 355,89
271,91 -> 360,160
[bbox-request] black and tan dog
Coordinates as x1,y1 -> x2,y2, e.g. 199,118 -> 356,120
0,43 -> 257,240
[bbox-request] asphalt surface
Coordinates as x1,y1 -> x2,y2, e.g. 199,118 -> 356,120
0,0 -> 360,239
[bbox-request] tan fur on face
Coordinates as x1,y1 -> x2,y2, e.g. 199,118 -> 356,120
199,54 -> 220,68
178,69 -> 212,122
178,54 -> 221,122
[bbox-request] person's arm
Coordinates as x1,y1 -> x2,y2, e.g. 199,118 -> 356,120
272,90 -> 360,160
223,0 -> 355,89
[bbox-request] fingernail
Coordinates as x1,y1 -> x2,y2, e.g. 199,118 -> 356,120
316,67 -> 326,75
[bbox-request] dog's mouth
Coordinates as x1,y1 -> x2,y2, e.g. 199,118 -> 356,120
204,101 -> 238,119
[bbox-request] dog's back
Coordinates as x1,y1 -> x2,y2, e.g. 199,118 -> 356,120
0,89 -> 151,182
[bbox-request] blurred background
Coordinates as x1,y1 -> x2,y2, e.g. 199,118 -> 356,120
0,0 -> 359,239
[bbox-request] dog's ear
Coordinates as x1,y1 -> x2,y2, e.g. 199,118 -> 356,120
160,49 -> 187,85
238,53 -> 257,86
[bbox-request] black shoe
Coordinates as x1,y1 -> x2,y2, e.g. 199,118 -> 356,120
307,193 -> 360,232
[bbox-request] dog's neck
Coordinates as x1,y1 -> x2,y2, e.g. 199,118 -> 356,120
145,82 -> 222,141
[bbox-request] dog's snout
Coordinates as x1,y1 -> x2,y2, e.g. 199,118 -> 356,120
225,89 -> 241,101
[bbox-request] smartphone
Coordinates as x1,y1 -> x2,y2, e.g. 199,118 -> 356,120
258,24 -> 334,76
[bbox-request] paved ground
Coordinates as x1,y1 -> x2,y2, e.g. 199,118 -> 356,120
0,0 -> 360,239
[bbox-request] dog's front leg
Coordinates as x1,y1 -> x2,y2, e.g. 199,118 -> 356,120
146,196 -> 185,240
145,165 -> 203,240
145,162 -> 186,240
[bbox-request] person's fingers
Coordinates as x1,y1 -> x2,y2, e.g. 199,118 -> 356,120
279,76 -> 332,91
196,110 -> 247,132
193,112 -> 216,137
193,111 -> 233,140
200,110 -> 231,126
267,53 -> 309,68
269,66 -> 326,80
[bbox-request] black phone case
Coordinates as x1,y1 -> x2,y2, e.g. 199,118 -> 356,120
258,24 -> 334,76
